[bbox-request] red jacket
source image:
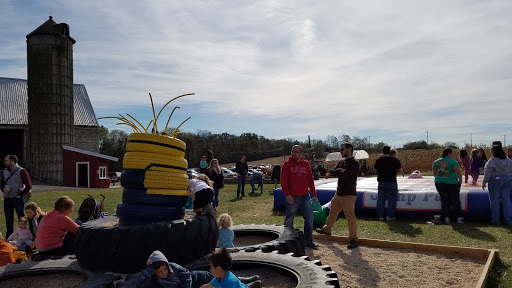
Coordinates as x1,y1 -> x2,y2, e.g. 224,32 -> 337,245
280,156 -> 317,197
0,241 -> 17,267
35,209 -> 79,251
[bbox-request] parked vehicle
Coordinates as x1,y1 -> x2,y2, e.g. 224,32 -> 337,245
187,169 -> 199,179
221,167 -> 236,178
109,172 -> 121,182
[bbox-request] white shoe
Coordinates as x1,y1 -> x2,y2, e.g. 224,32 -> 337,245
457,217 -> 464,224
444,217 -> 450,224
386,217 -> 396,221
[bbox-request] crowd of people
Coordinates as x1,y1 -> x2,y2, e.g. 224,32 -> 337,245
2,141 -> 511,283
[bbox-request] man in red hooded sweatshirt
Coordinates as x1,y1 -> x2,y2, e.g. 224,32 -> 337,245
281,145 -> 319,249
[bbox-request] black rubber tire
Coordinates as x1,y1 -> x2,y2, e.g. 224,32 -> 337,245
74,214 -> 218,274
232,224 -> 305,256
122,188 -> 188,206
121,169 -> 189,190
185,250 -> 340,288
0,255 -> 123,288
116,203 -> 185,223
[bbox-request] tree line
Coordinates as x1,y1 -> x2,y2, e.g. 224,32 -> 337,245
99,126 -> 460,171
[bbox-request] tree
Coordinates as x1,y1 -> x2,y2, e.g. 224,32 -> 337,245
403,140 -> 428,150
351,136 -> 368,150
340,134 -> 351,144
99,126 -> 128,172
443,142 -> 459,149
326,135 -> 339,150
370,141 -> 388,153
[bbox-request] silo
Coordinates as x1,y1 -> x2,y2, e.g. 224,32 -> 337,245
26,16 -> 76,183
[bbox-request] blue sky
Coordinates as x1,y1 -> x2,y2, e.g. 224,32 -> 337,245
1,0 -> 511,148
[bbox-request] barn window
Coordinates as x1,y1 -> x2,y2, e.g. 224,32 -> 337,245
99,166 -> 107,179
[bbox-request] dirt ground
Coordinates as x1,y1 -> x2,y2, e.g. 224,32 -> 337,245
234,236 -> 486,288
1,236 -> 486,288
307,239 -> 486,288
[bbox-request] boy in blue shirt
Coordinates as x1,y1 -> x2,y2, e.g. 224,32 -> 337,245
201,248 -> 262,288
137,250 -> 261,288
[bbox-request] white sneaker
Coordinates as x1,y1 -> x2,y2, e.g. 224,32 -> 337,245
457,217 -> 464,224
386,217 -> 396,221
444,217 -> 450,224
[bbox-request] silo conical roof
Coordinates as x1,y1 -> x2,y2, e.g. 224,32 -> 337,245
26,16 -> 76,43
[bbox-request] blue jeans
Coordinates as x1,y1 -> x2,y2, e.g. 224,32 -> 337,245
377,182 -> 398,219
488,175 -> 512,225
284,194 -> 314,246
4,196 -> 25,238
213,188 -> 220,208
237,175 -> 246,197
191,270 -> 214,286
251,173 -> 263,194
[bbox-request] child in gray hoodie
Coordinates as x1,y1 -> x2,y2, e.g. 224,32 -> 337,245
136,250 -> 261,288
482,145 -> 512,225
136,250 -> 212,288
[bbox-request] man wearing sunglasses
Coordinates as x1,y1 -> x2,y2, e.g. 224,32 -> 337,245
315,142 -> 360,249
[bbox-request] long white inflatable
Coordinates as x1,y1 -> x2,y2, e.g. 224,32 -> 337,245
274,176 -> 491,220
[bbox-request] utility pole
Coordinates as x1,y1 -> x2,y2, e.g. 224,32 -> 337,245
368,136 -> 371,150
470,133 -> 472,147
426,130 -> 429,149
504,131 -> 507,147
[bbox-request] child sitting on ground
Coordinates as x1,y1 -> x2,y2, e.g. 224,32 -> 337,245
136,250 -> 261,288
217,214 -> 234,248
408,170 -> 423,179
7,217 -> 32,251
201,247 -> 262,288
188,174 -> 215,215
0,232 -> 17,267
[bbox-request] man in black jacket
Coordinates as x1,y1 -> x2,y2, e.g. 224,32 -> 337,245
315,143 -> 360,249
235,155 -> 248,198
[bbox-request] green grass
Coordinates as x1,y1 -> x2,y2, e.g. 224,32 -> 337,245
2,184 -> 511,287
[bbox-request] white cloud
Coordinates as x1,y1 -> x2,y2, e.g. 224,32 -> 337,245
1,0 -> 512,147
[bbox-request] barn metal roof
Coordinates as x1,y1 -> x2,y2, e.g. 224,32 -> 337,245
0,77 -> 99,127
62,145 -> 118,161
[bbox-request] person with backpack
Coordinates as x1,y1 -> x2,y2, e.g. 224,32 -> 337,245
1,155 -> 32,239
35,196 -> 80,256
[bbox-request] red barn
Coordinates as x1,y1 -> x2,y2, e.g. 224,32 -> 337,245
63,145 -> 118,188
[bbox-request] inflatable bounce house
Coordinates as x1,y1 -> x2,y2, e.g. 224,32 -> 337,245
275,177 -> 491,222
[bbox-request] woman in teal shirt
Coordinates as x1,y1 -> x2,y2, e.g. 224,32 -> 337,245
432,148 -> 463,224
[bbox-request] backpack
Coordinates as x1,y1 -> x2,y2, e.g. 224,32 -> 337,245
77,194 -> 105,223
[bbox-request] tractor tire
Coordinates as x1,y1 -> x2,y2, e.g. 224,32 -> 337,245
232,224 -> 305,256
0,255 -> 123,288
126,133 -> 186,158
74,214 -> 218,274
185,250 -> 340,288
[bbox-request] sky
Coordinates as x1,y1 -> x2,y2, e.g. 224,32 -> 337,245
1,0 -> 511,148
